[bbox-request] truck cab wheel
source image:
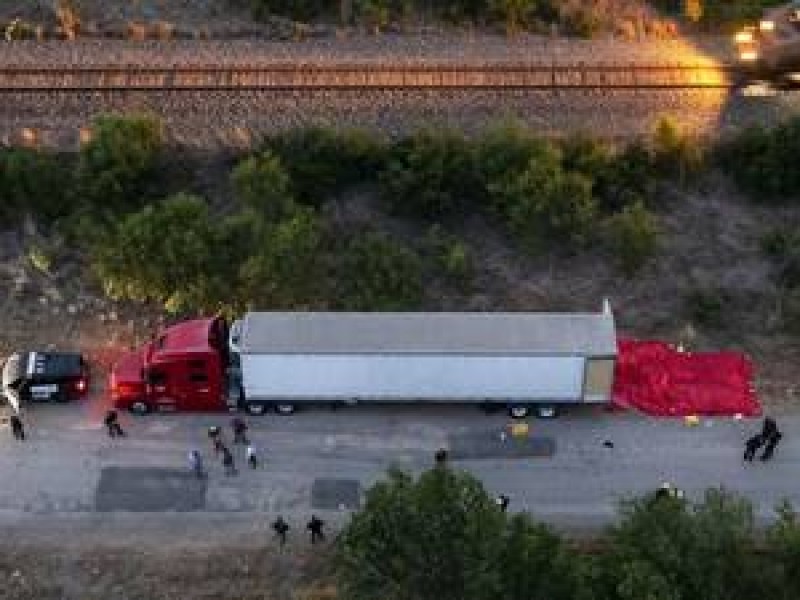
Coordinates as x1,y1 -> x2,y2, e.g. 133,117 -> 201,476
508,404 -> 530,419
245,401 -> 268,416
130,401 -> 150,415
275,403 -> 296,416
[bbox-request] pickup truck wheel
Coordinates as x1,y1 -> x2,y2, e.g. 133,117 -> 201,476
508,404 -> 530,419
275,403 -> 296,416
130,401 -> 150,415
245,401 -> 268,416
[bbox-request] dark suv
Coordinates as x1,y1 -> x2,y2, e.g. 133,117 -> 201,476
2,351 -> 89,408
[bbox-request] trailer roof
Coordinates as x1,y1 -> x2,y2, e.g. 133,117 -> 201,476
238,311 -> 617,356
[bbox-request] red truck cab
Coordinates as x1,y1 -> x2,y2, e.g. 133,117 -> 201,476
110,317 -> 229,414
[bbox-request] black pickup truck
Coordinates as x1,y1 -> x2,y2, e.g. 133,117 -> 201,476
1,351 -> 89,411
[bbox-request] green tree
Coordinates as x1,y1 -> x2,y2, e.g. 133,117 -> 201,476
0,148 -> 72,223
76,114 -> 163,215
266,126 -> 386,205
489,0 -> 536,34
595,488 -> 778,600
491,150 -> 597,250
498,513 -> 588,600
380,129 -> 481,220
651,116 -> 704,185
91,193 -> 223,313
337,467 -> 506,600
766,502 -> 800,598
236,207 -> 324,308
716,117 -> 800,201
596,141 -> 655,212
606,201 -> 659,276
231,150 -> 295,221
337,232 -> 423,310
477,122 -> 554,190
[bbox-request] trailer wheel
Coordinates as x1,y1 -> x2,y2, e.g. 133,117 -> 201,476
245,401 -> 268,416
508,405 -> 530,419
130,400 -> 150,416
275,403 -> 296,416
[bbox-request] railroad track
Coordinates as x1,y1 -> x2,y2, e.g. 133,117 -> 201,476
0,63 -> 735,91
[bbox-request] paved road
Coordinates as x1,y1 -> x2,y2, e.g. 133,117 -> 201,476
0,400 -> 797,536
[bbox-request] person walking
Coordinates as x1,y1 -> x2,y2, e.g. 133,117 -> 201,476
231,417 -> 248,445
307,515 -> 325,544
272,516 -> 289,546
762,417 -> 779,440
221,446 -> 237,476
761,428 -> 783,462
189,450 -> 205,479
9,415 -> 25,441
246,443 -> 258,469
496,494 -> 510,512
208,426 -> 224,455
743,433 -> 764,462
104,410 -> 125,438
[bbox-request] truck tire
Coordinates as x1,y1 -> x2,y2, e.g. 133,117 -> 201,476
508,404 -> 530,419
130,400 -> 150,415
245,401 -> 268,416
275,403 -> 296,415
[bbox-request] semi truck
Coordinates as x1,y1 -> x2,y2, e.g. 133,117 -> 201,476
110,307 -> 617,418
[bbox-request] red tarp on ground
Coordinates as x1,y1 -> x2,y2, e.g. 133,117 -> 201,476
612,338 -> 761,417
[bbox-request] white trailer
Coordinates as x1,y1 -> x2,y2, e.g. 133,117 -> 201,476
230,307 -> 617,417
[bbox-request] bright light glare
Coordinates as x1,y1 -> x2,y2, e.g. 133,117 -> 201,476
740,50 -> 759,61
735,30 -> 754,43
759,20 -> 775,31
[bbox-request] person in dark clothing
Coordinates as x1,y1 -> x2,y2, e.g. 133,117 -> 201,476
104,410 -> 125,438
9,415 -> 24,441
434,448 -> 448,465
496,494 -> 510,512
307,515 -> 325,544
221,446 -> 237,476
189,450 -> 205,479
744,433 -> 764,462
761,431 -> 783,461
762,417 -> 779,440
231,417 -> 248,445
273,516 -> 289,546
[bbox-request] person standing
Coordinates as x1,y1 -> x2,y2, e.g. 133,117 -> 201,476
762,417 -> 779,440
273,516 -> 289,546
761,429 -> 783,462
9,415 -> 25,441
743,433 -> 764,462
231,417 -> 248,445
496,494 -> 510,512
434,448 -> 448,466
189,450 -> 205,479
221,446 -> 237,476
104,410 -> 125,438
246,443 -> 258,469
307,515 -> 325,544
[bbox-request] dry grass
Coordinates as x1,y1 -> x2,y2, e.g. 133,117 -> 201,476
0,545 -> 337,600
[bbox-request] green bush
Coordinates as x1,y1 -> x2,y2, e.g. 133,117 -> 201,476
425,225 -> 474,288
0,148 -> 73,223
91,192 -> 224,313
596,141 -> 655,212
76,114 -> 163,215
761,228 -> 800,289
250,0 -> 329,21
489,144 -> 597,250
685,287 -> 730,327
716,117 -> 800,201
606,201 -> 659,276
265,126 -> 385,206
650,116 -> 705,185
477,123 -> 555,189
231,149 -> 295,221
337,231 -> 423,310
380,129 -> 481,220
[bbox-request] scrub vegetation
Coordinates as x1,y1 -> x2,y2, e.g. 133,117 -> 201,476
1,113 -> 798,329
335,467 -> 800,600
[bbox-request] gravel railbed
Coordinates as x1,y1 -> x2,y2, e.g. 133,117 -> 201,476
1,88 -> 796,150
0,34 -> 735,67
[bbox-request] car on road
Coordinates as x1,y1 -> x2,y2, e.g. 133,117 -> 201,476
1,351 -> 89,411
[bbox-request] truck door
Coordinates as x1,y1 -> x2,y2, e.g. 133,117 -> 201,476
145,368 -> 176,412
181,358 -> 220,411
